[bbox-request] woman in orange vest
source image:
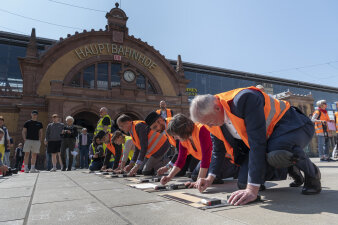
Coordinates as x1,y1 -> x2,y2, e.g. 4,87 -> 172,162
311,100 -> 332,161
159,114 -> 238,187
190,86 -> 321,205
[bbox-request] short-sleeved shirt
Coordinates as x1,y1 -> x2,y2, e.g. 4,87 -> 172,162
24,120 -> 43,140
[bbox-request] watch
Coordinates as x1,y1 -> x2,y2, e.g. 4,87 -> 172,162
123,70 -> 135,82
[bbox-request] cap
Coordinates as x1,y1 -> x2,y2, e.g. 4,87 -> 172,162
31,110 -> 38,115
145,111 -> 161,126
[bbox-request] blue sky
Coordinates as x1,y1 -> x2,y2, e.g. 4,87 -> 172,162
1,0 -> 338,87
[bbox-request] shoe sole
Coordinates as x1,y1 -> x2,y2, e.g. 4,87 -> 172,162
267,150 -> 294,168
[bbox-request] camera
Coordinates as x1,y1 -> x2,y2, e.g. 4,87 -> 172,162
96,145 -> 104,158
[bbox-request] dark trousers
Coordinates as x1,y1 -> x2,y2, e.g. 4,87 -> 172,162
89,159 -> 103,171
266,121 -> 317,179
177,155 -> 199,176
15,155 -> 24,169
79,145 -> 89,168
60,138 -> 76,170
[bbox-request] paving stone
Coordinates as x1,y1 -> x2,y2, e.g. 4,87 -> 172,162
0,220 -> 24,225
27,199 -> 128,225
90,187 -> 166,207
35,180 -> 77,191
0,186 -> 33,199
114,200 -> 245,225
33,186 -> 92,204
0,179 -> 36,189
76,180 -> 127,191
0,197 -> 30,222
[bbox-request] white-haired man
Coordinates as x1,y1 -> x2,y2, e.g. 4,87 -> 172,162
60,116 -> 78,171
190,86 -> 321,206
156,101 -> 174,119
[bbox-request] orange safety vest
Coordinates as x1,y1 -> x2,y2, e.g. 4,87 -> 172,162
313,110 -> 330,135
179,123 -> 206,161
105,133 -> 116,156
131,121 -> 168,158
206,86 -> 290,164
164,117 -> 177,147
335,112 -> 338,133
156,109 -> 172,118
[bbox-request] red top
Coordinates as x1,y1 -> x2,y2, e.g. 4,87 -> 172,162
174,126 -> 212,169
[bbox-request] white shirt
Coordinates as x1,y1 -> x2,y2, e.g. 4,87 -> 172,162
224,110 -> 241,140
0,129 -> 9,145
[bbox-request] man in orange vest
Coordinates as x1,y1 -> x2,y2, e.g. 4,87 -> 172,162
190,86 -> 321,205
117,114 -> 170,176
156,100 -> 174,119
145,111 -> 200,177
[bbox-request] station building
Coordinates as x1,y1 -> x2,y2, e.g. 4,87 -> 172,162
0,3 -> 337,163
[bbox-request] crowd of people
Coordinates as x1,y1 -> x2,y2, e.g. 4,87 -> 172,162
1,86 -> 338,205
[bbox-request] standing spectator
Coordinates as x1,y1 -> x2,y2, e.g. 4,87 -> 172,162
79,128 -> 91,169
60,116 -> 78,171
156,100 -> 174,119
94,107 -> 112,135
14,143 -> 24,169
22,110 -> 43,173
45,146 -> 52,171
0,128 -> 9,175
311,100 -> 332,161
45,114 -> 64,172
0,116 -> 10,164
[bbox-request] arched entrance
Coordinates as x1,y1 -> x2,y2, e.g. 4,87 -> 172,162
73,111 -> 99,134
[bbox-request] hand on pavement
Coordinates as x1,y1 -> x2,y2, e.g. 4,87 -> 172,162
160,176 -> 171,185
124,164 -> 133,173
128,165 -> 139,176
196,177 -> 212,193
0,165 -> 8,175
185,181 -> 197,188
227,185 -> 259,206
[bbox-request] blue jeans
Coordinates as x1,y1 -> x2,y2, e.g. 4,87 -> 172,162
79,145 -> 89,168
45,152 -> 52,170
89,160 -> 103,171
317,135 -> 329,159
4,151 -> 10,167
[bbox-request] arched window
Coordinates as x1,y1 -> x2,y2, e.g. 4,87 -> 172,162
97,63 -> 108,90
111,63 -> 121,87
71,72 -> 81,87
83,65 -> 95,88
136,74 -> 145,89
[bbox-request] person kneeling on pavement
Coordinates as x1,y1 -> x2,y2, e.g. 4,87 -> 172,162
190,86 -> 321,206
158,114 -> 238,187
89,131 -> 107,171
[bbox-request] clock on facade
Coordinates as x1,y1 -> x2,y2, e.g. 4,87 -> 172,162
123,70 -> 135,82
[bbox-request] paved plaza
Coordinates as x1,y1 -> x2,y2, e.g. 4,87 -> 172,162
0,158 -> 337,225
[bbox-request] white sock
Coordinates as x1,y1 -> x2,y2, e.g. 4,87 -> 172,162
53,165 -> 56,169
31,165 -> 35,169
24,165 -> 28,170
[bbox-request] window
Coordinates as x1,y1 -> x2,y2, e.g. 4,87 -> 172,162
111,63 -> 121,87
97,63 -> 108,90
147,80 -> 156,94
71,72 -> 81,87
83,65 -> 95,88
136,74 -> 145,89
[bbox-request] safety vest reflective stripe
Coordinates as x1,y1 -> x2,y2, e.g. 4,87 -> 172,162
265,95 -> 287,137
130,120 -> 168,158
122,136 -> 134,160
156,109 -> 172,118
94,115 -> 112,135
180,123 -> 205,161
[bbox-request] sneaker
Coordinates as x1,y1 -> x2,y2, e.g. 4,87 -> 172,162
29,168 -> 40,173
24,169 -> 29,173
50,168 -> 57,172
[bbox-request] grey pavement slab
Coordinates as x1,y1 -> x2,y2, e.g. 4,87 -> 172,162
0,220 -> 24,225
34,180 -> 77,191
27,198 -> 128,225
90,187 -> 167,208
74,180 -> 127,191
0,197 -> 30,222
114,200 -> 246,225
0,178 -> 36,189
32,186 -> 92,204
0,186 -> 33,199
